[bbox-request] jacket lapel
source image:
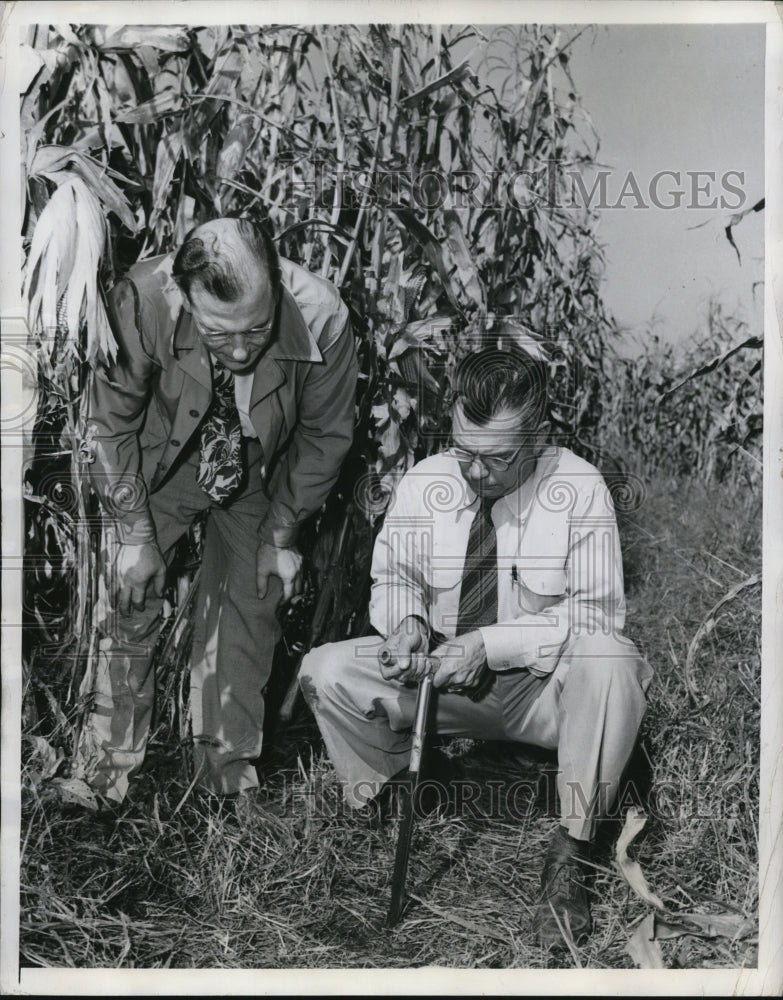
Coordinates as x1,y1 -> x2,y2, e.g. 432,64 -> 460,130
248,285 -> 323,445
171,308 -> 213,393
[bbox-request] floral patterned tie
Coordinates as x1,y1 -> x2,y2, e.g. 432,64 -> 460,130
197,359 -> 244,503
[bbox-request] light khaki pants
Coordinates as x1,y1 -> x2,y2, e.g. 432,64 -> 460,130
300,631 -> 652,840
81,440 -> 281,801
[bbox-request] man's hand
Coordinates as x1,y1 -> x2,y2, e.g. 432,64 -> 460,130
256,539 -> 303,604
115,542 -> 166,617
430,630 -> 489,692
378,616 -> 430,683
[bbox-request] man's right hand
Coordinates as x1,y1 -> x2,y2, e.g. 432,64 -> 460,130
115,542 -> 167,617
378,616 -> 430,683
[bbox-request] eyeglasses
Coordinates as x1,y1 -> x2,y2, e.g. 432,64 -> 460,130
193,316 -> 275,347
447,442 -> 527,473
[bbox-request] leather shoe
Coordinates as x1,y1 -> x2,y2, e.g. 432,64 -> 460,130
535,825 -> 593,947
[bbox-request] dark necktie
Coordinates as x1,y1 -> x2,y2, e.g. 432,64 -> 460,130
456,497 -> 498,635
197,359 -> 244,503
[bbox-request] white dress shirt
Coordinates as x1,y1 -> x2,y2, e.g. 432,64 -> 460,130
368,447 -> 627,676
233,372 -> 257,439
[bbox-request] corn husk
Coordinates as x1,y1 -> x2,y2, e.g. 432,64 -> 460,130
23,174 -> 116,362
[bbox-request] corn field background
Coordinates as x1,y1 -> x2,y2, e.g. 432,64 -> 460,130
13,21 -> 764,976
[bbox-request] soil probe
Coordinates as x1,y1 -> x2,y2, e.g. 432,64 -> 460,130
379,645 -> 435,927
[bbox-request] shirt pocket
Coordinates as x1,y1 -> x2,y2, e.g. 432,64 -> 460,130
518,566 -> 567,600
514,577 -> 566,614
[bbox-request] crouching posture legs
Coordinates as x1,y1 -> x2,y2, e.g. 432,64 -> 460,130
300,630 -> 652,946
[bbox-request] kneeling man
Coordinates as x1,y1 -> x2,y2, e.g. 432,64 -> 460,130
300,345 -> 652,946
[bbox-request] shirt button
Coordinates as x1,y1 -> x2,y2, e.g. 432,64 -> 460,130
189,409 -> 199,417
170,439 -> 180,447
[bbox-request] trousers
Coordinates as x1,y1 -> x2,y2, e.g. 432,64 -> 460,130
80,439 -> 281,801
300,631 -> 653,840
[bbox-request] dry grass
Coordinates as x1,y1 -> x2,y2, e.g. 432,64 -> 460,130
19,474 -> 760,970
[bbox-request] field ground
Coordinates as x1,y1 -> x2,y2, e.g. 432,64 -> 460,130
19,473 -> 761,970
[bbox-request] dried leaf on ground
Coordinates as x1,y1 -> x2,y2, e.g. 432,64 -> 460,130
655,912 -> 755,941
626,913 -> 665,968
626,907 -> 755,969
684,573 -> 761,702
614,807 -> 665,909
48,778 -> 99,811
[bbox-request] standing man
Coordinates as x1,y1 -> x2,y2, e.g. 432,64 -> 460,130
82,217 -> 357,803
300,346 -> 652,946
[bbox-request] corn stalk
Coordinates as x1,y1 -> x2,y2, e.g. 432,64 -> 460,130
598,300 -> 762,486
21,21 -> 623,753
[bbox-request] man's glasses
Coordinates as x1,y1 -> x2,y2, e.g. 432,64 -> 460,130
447,442 -> 527,473
193,317 -> 275,347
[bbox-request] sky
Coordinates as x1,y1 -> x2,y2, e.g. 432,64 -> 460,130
568,24 -> 765,353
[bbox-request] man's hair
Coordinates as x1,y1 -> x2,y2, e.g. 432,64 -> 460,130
172,219 -> 282,301
453,346 -> 549,429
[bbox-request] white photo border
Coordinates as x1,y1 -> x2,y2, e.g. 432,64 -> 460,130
1,1 -> 780,994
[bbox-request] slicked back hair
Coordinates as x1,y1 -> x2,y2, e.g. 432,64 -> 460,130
172,219 -> 282,302
453,346 -> 549,431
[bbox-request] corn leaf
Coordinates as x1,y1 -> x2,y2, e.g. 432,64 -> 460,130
115,90 -> 184,124
614,807 -> 665,910
24,181 -> 79,343
186,43 -> 244,143
387,315 -> 454,359
379,420 -> 401,460
627,906 -> 755,969
626,914 -> 665,968
724,196 -> 764,263
391,207 -> 462,315
24,735 -> 63,781
98,25 -> 190,52
442,209 -> 486,311
30,145 -> 137,231
684,573 -> 761,699
656,336 -> 762,404
149,132 -> 185,231
48,777 -> 99,811
654,912 -> 755,941
217,117 -> 255,182
24,175 -> 116,362
490,318 -> 549,361
71,179 -> 115,361
52,24 -> 82,46
401,59 -> 473,107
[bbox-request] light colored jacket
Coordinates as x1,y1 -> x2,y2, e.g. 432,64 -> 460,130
86,254 -> 357,546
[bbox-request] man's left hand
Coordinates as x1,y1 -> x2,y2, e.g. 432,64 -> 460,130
256,540 -> 303,604
430,631 -> 489,692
